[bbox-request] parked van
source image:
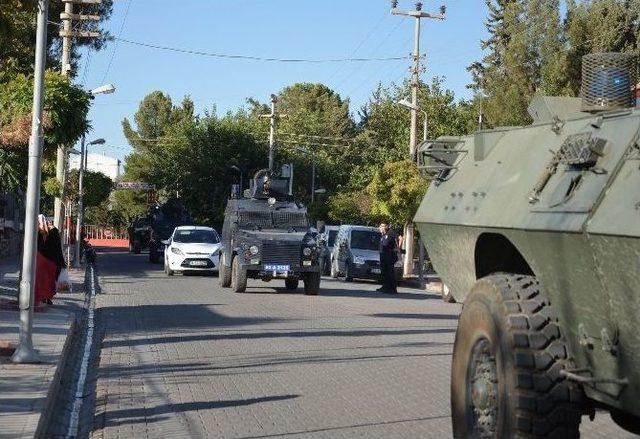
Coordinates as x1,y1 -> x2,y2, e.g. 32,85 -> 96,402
329,225 -> 402,282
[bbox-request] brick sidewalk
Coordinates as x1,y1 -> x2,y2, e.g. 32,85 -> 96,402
0,267 -> 86,438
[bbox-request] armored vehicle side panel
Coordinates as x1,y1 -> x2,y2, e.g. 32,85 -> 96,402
415,105 -> 640,430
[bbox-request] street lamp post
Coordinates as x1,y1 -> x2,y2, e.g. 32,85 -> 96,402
12,0 -> 48,364
74,137 -> 105,268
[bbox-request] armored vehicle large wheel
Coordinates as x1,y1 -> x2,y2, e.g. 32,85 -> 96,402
284,277 -> 299,291
230,256 -> 247,293
303,272 -> 320,295
219,253 -> 231,287
451,274 -> 582,439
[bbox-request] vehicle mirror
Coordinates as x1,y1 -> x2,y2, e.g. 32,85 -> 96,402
161,239 -> 170,246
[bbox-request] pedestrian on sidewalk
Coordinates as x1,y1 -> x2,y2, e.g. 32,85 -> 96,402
35,215 -> 65,306
377,222 -> 399,294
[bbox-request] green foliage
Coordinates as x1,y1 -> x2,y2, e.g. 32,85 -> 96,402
66,170 -> 113,208
327,191 -> 373,225
0,71 -> 91,152
367,160 -> 428,227
43,177 -> 62,198
0,0 -> 113,81
470,0 -> 640,127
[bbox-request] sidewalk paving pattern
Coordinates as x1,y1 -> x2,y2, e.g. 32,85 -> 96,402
0,258 -> 85,439
87,251 -> 633,439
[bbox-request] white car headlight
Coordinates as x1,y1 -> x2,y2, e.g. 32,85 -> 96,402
170,247 -> 183,255
249,245 -> 259,255
353,256 -> 365,265
303,247 -> 312,257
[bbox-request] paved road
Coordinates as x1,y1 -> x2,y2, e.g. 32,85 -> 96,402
85,250 -> 633,439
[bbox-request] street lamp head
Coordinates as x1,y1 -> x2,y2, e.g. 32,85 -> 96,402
314,188 -> 327,194
90,84 -> 116,96
230,165 -> 240,172
89,138 -> 106,145
397,99 -> 420,112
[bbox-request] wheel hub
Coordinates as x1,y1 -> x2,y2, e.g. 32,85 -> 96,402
468,338 -> 498,438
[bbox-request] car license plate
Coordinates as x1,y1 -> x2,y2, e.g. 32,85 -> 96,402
264,264 -> 290,272
371,268 -> 381,274
189,261 -> 208,267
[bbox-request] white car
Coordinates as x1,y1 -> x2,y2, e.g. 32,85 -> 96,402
163,226 -> 222,276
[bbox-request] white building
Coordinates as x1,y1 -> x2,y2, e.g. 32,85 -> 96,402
69,153 -> 121,181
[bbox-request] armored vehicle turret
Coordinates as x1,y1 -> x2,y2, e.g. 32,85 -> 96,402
128,198 -> 193,263
219,169 -> 321,295
414,53 -> 640,437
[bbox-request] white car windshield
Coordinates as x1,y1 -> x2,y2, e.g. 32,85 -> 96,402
173,229 -> 219,244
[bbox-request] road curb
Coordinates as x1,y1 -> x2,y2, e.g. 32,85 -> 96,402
35,265 -> 91,438
35,309 -> 79,438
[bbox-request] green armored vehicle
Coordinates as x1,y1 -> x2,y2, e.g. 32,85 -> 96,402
414,53 -> 640,437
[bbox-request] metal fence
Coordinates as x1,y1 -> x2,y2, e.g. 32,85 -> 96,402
82,224 -> 128,241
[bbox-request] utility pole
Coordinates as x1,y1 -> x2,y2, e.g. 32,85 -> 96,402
261,94 -> 287,172
267,94 -> 278,172
12,0 -> 49,364
54,0 -> 102,232
391,1 -> 445,278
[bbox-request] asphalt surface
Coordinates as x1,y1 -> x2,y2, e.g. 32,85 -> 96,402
73,250 -> 633,438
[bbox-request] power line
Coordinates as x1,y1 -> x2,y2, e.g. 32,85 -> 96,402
101,0 -> 132,83
114,37 -> 411,63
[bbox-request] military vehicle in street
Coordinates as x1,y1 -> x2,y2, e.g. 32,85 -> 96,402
219,169 -> 321,295
127,198 -> 193,263
414,53 -> 640,437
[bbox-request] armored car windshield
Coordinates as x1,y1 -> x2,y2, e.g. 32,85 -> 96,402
238,210 -> 309,230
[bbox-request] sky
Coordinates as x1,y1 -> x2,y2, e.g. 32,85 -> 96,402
76,0 -> 489,163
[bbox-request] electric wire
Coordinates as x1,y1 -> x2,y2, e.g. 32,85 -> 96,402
113,37 -> 410,63
101,0 -> 133,83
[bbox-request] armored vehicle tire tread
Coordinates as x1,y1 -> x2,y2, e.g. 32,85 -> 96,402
285,277 -> 299,291
304,272 -> 320,295
219,254 -> 232,287
231,256 -> 247,293
451,274 -> 583,439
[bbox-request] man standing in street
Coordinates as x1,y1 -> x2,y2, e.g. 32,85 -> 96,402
377,223 -> 398,294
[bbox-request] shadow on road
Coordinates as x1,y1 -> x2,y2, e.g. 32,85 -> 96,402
103,395 -> 300,428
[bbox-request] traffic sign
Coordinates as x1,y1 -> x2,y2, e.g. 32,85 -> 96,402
115,182 -> 156,190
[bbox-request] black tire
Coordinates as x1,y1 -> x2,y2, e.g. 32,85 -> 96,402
149,243 -> 159,263
304,272 -> 321,296
330,258 -> 339,278
344,261 -> 353,282
219,253 -> 232,287
321,256 -> 330,276
451,274 -> 583,439
167,266 -> 174,276
442,283 -> 456,303
133,240 -> 141,254
611,409 -> 640,435
230,255 -> 247,293
284,277 -> 299,291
